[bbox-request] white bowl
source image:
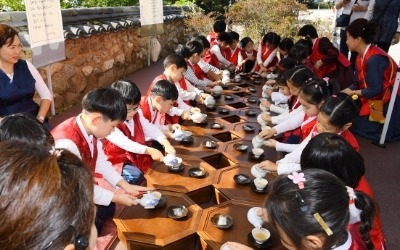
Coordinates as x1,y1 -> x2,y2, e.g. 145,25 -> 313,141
254,177 -> 268,190
251,164 -> 268,178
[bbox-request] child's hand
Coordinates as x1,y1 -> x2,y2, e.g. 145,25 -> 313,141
258,160 -> 278,172
146,147 -> 164,162
264,139 -> 277,148
162,140 -> 176,155
266,89 -> 273,96
261,112 -> 272,122
170,123 -> 181,131
266,79 -> 276,85
260,100 -> 271,109
181,111 -> 191,120
122,183 -> 152,196
190,107 -> 201,113
258,128 -> 277,139
209,81 -> 220,87
113,193 -> 139,206
226,241 -> 253,250
195,94 -> 204,104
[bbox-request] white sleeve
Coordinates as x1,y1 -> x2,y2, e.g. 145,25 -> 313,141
183,67 -> 211,88
139,113 -> 167,144
276,134 -> 311,175
271,105 -> 303,125
210,45 -> 231,67
364,0 -> 375,20
175,82 -> 197,101
269,104 -> 288,114
262,48 -> 278,67
198,58 -> 219,73
238,52 -> 244,65
275,141 -> 300,153
26,60 -> 52,101
256,43 -> 263,64
185,80 -> 203,94
54,138 -> 117,206
273,109 -> 305,135
175,97 -> 191,111
105,128 -> 147,154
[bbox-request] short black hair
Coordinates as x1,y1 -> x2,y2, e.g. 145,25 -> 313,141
81,87 -> 127,121
298,24 -> 318,38
163,53 -> 187,70
213,19 -> 226,33
262,32 -> 281,47
150,80 -> 179,101
239,36 -> 253,48
190,35 -> 210,49
279,37 -> 294,52
175,44 -> 191,59
346,18 -> 376,44
229,31 -> 239,41
217,32 -> 233,45
185,40 -> 203,56
0,113 -> 54,146
110,79 -> 141,105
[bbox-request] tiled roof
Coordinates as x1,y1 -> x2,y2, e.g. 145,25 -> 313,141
0,6 -> 192,45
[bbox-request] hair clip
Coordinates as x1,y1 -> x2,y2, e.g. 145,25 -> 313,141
346,186 -> 356,204
288,171 -> 305,189
296,191 -> 308,212
332,94 -> 337,98
49,146 -> 63,157
323,77 -> 330,86
314,213 -> 333,236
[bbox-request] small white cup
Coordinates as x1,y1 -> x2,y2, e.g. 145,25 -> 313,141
254,177 -> 268,190
251,227 -> 271,244
252,148 -> 264,158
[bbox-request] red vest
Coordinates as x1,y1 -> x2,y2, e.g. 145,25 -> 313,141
224,47 -> 240,66
208,31 -> 217,44
203,43 -> 220,69
193,63 -> 205,80
103,114 -> 153,173
282,96 -> 302,141
308,38 -> 351,78
51,117 -> 101,178
349,176 -> 386,250
356,45 -> 398,116
300,115 -> 317,141
240,49 -> 257,60
140,96 -> 166,126
146,74 -> 180,124
255,43 -> 278,71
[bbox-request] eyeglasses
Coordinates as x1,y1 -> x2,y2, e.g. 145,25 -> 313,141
127,104 -> 140,112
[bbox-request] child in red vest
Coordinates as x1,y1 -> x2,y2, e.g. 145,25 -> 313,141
237,36 -> 257,73
297,24 -> 354,90
103,80 -> 176,185
204,32 -> 233,69
223,31 -> 240,67
51,88 -> 150,232
207,19 -> 226,44
301,133 -> 386,250
255,32 -> 281,73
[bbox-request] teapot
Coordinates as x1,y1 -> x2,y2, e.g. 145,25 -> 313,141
252,136 -> 265,148
137,192 -> 161,209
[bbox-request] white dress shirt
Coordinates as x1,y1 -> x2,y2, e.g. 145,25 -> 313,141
54,115 -> 123,206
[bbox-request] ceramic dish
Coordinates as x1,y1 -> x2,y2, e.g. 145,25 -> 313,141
232,86 -> 241,91
167,164 -> 185,172
253,80 -> 262,85
245,110 -> 257,117
180,136 -> 194,144
247,232 -> 272,249
249,151 -> 265,161
155,196 -> 167,208
211,214 -> 234,229
243,125 -> 256,132
247,207 -> 264,228
218,108 -> 230,114
224,95 -> 234,100
248,87 -> 257,92
250,181 -> 268,193
233,174 -> 252,185
202,140 -> 218,149
211,123 -> 225,130
220,243 -> 231,250
167,205 -> 188,219
246,97 -> 258,103
250,164 -> 268,178
188,167 -> 207,178
233,143 -> 248,152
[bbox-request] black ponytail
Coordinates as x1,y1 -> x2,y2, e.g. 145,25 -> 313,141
354,191 -> 376,250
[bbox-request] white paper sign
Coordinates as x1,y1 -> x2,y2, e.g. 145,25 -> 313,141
25,0 -> 64,48
140,0 -> 164,26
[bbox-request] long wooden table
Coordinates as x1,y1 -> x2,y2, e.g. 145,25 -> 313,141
114,77 -> 284,249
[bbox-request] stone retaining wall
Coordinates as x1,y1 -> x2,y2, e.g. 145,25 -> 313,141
0,6 -> 189,113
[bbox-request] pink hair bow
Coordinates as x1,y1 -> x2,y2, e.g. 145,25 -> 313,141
288,172 -> 306,189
